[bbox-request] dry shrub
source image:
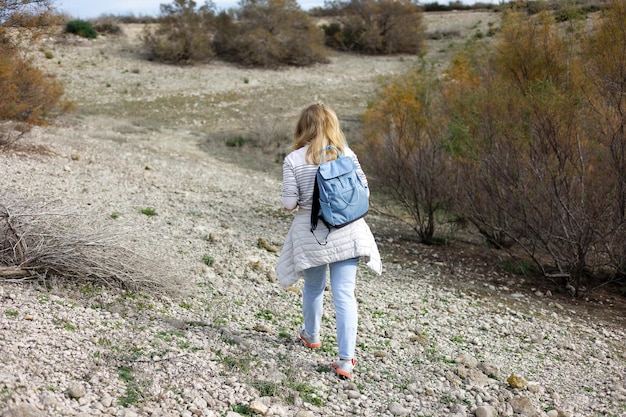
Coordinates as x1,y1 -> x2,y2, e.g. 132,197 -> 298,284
361,62 -> 451,244
0,121 -> 29,149
90,15 -> 124,35
363,1 -> 626,294
324,0 -> 425,54
0,198 -> 191,296
244,114 -> 291,159
0,0 -> 69,147
0,42 -> 66,125
142,0 -> 216,64
440,4 -> 626,293
214,0 -> 328,68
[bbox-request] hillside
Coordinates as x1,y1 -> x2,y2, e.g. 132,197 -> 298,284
1,11 -> 625,417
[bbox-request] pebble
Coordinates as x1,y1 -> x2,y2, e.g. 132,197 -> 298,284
388,402 -> 410,416
475,404 -> 497,417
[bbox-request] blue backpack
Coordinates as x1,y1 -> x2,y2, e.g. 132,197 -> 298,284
311,146 -> 369,240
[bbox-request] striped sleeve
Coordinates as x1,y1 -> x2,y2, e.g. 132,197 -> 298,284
281,157 -> 299,210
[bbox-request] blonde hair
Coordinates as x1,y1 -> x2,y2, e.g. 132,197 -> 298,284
292,102 -> 347,164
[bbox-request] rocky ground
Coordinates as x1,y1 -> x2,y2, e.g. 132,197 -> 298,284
1,12 -> 625,417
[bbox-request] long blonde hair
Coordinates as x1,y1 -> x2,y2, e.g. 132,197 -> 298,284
292,102 -> 347,164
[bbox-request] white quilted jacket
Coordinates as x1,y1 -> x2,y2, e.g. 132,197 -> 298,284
276,146 -> 382,288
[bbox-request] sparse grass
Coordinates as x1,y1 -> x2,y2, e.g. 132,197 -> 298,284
231,404 -> 253,416
79,284 -> 101,297
117,366 -> 150,407
140,207 -> 157,216
255,309 -> 274,321
5,310 -> 18,317
319,334 -> 337,355
251,380 -> 280,397
63,322 -> 77,331
155,330 -> 184,342
316,364 -> 332,373
216,350 -> 254,373
225,135 -> 250,147
202,254 -> 214,266
500,257 -> 537,276
285,381 -> 325,407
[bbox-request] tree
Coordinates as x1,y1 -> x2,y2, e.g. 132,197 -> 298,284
323,0 -> 425,55
581,0 -> 626,283
361,62 -> 451,244
143,0 -> 217,64
214,0 -> 328,67
442,5 -> 625,294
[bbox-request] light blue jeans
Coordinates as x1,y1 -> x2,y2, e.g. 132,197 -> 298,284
302,257 -> 359,360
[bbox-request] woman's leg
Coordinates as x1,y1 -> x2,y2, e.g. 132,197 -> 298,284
329,257 -> 359,360
301,264 -> 327,338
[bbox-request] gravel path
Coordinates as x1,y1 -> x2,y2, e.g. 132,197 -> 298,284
1,16 -> 625,417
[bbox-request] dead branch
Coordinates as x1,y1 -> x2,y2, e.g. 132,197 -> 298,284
0,196 -> 190,296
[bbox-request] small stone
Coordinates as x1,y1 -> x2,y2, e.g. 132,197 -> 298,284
555,408 -> 572,417
510,396 -> 534,416
457,352 -> 478,368
253,324 -> 271,333
475,405 -> 497,417
468,369 -> 489,387
267,404 -> 287,415
70,153 -> 80,160
507,374 -> 528,389
388,401 -> 410,416
478,362 -> 501,379
249,400 -> 268,415
285,286 -> 301,296
346,390 -> 360,399
101,395 -> 113,407
67,382 -> 86,399
257,237 -> 278,253
294,411 -> 315,417
1,404 -> 44,417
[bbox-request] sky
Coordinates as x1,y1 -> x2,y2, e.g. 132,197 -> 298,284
58,0 -> 494,19
59,0 -> 318,18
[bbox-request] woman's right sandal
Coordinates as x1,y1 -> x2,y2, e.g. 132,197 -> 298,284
332,358 -> 355,379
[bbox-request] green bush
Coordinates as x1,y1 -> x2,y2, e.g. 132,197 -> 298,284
65,19 -> 98,39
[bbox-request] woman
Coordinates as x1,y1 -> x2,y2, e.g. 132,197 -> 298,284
276,102 -> 382,379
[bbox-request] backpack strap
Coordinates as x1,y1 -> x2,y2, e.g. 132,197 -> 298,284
311,174 -> 321,232
320,145 -> 341,163
310,148 -> 336,245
